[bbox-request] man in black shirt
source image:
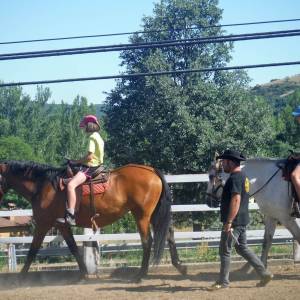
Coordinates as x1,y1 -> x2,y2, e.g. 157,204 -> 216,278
210,149 -> 273,290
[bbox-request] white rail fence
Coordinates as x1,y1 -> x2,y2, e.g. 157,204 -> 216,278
0,173 -> 299,272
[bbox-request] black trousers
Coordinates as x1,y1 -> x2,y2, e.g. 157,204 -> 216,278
218,226 -> 270,286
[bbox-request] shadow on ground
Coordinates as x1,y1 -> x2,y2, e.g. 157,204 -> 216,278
1,264 -> 299,291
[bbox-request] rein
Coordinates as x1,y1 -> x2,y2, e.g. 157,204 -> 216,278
206,184 -> 223,200
250,168 -> 281,197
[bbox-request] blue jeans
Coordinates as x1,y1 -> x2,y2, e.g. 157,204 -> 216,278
218,226 -> 269,286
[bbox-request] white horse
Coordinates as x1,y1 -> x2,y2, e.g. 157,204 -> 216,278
206,158 -> 300,267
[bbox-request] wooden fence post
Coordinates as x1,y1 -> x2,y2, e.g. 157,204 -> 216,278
83,228 -> 100,275
8,244 -> 17,272
293,240 -> 300,263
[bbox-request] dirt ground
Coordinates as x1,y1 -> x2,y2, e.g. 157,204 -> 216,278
0,262 -> 300,300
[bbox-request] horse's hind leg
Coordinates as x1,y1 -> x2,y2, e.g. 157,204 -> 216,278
133,216 -> 152,282
281,216 -> 300,245
57,224 -> 88,278
167,225 -> 187,275
20,225 -> 50,277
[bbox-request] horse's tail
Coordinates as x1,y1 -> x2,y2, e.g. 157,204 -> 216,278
151,169 -> 172,265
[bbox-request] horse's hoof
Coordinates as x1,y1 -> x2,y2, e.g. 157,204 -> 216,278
131,276 -> 142,283
131,272 -> 145,283
177,264 -> 188,275
77,277 -> 88,284
84,274 -> 100,280
18,272 -> 28,282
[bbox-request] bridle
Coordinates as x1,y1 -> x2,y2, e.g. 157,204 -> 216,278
206,164 -> 225,202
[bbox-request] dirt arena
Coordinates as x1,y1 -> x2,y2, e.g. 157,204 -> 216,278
0,262 -> 300,300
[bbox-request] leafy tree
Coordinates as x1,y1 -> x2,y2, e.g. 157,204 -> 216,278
272,89 -> 300,156
55,96 -> 96,164
0,136 -> 36,209
0,136 -> 35,161
105,0 -> 274,175
104,0 -> 274,228
0,85 -> 53,162
0,85 -> 103,165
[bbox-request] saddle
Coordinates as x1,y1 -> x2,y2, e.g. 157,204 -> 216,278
279,152 -> 300,218
59,164 -> 110,231
281,152 -> 300,181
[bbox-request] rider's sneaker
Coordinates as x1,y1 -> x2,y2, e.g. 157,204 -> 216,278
256,273 -> 273,287
65,212 -> 76,226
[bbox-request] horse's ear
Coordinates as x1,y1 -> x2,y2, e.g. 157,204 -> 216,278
214,151 -> 219,161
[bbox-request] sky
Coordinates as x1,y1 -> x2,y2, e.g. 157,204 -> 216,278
0,0 -> 300,104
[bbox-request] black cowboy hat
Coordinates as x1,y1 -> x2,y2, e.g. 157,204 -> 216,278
216,149 -> 246,161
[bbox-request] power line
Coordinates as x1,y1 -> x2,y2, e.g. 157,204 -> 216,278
1,18 -> 300,45
1,60 -> 300,87
1,29 -> 300,61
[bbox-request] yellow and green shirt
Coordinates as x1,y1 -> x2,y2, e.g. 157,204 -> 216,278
85,132 -> 104,167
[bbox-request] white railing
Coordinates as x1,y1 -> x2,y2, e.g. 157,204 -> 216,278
0,173 -> 299,270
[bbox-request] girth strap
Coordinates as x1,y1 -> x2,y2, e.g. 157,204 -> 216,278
88,181 -> 100,233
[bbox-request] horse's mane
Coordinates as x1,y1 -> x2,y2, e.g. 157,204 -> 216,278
2,160 -> 64,182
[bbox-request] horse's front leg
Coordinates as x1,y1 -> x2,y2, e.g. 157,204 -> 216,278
20,225 -> 50,277
57,224 -> 88,279
167,225 -> 187,275
261,216 -> 277,267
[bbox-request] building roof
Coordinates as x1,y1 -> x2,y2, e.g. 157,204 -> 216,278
0,216 -> 31,232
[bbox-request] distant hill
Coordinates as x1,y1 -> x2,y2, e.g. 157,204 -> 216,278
251,74 -> 300,112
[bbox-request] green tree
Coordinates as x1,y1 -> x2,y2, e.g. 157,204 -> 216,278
0,136 -> 35,161
105,0 -> 274,173
0,136 -> 36,209
0,85 -> 53,163
55,96 -> 96,164
104,0 -> 274,229
272,89 -> 300,156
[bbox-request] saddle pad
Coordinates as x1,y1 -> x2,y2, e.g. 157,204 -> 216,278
82,182 -> 109,197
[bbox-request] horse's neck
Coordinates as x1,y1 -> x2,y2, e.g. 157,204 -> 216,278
8,176 -> 38,202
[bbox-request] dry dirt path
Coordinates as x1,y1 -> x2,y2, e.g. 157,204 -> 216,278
0,263 -> 299,300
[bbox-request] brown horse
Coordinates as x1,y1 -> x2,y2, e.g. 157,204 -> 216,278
0,161 -> 186,281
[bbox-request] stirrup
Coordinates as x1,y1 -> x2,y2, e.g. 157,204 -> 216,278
291,211 -> 300,218
91,214 -> 100,233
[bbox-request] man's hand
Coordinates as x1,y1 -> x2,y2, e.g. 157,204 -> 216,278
223,222 -> 232,233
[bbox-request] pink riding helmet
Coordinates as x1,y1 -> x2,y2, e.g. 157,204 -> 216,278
79,115 -> 100,128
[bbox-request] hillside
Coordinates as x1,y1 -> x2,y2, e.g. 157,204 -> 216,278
251,74 -> 300,111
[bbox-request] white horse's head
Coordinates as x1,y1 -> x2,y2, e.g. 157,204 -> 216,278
205,158 -> 228,207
